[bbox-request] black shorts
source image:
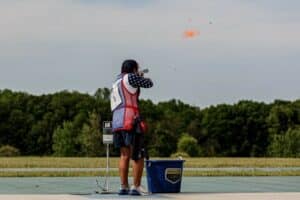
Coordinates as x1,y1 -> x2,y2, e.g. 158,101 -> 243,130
113,131 -> 134,148
113,131 -> 147,160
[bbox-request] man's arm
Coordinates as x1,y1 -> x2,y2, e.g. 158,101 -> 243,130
128,73 -> 153,88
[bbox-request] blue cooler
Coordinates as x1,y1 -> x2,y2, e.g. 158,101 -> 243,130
145,160 -> 185,193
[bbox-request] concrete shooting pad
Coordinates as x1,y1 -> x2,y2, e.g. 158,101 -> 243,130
0,177 -> 299,199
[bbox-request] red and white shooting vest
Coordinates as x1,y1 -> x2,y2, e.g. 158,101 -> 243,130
111,73 -> 140,132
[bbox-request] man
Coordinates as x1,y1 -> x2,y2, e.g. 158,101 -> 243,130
110,59 -> 153,195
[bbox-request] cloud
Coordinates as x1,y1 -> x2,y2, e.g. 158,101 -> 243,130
1,0 -> 299,46
0,0 -> 299,106
74,0 -> 156,8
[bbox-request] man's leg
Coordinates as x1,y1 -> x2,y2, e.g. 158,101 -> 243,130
132,158 -> 144,187
119,147 -> 131,188
131,132 -> 146,188
129,134 -> 148,195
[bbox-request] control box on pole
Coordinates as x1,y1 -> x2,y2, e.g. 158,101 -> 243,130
103,121 -> 113,144
96,121 -> 114,194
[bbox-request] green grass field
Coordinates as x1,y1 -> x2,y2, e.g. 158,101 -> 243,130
0,157 -> 299,168
0,157 -> 299,177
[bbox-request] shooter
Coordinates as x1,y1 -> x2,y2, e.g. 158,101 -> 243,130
110,59 -> 153,196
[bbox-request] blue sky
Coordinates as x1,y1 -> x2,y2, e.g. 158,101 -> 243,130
0,0 -> 299,107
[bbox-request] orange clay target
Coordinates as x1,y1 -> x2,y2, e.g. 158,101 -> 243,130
183,29 -> 200,39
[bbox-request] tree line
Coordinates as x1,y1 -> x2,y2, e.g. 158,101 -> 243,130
0,88 -> 299,157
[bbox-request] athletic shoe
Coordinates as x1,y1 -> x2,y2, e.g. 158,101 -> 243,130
118,186 -> 129,195
129,185 -> 148,196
